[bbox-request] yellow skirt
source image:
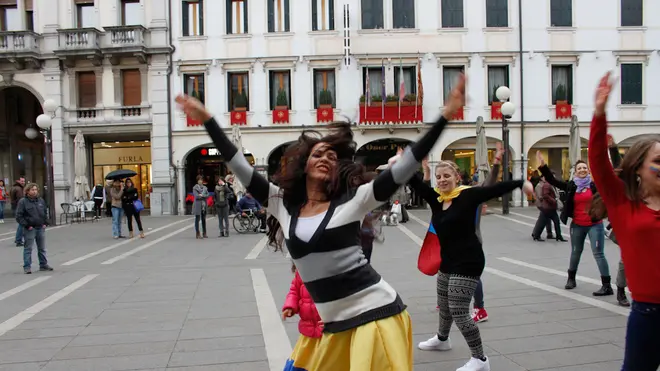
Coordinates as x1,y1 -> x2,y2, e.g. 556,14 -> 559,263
283,311 -> 413,371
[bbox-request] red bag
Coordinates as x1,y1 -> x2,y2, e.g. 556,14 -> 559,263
418,223 -> 441,276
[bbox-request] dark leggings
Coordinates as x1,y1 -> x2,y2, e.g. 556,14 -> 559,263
622,301 -> 660,370
94,199 -> 103,217
125,206 -> 143,232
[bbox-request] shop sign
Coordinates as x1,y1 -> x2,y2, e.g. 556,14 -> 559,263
93,146 -> 151,166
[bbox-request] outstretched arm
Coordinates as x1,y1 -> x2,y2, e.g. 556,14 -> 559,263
536,151 -> 568,191
608,135 -> 623,168
462,180 -> 530,205
409,173 -> 440,208
484,142 -> 504,187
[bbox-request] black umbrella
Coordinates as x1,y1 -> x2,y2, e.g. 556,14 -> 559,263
105,169 -> 137,180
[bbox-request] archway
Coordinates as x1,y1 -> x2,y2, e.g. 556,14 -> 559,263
441,136 -> 516,180
182,144 -> 254,204
355,138 -> 413,172
267,141 -> 296,181
527,135 -> 588,181
0,86 -> 45,195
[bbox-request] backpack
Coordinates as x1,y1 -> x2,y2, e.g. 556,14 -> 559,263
215,186 -> 227,207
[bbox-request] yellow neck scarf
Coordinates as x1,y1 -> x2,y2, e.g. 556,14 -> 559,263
434,185 -> 471,203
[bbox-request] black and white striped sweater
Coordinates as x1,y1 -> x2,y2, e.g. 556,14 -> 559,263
203,117 -> 448,332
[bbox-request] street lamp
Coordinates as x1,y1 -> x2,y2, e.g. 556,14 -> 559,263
33,98 -> 57,225
496,86 -> 516,215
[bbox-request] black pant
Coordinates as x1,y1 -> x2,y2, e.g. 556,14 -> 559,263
124,206 -> 143,232
105,201 -> 112,217
401,206 -> 409,222
195,212 -> 207,233
533,209 -> 562,239
254,210 -> 266,229
93,199 -> 103,217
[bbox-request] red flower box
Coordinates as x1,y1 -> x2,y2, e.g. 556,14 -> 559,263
273,109 -> 289,124
452,106 -> 464,120
186,116 -> 202,127
317,106 -> 334,123
490,102 -> 502,120
358,105 -> 424,124
230,110 -> 247,126
555,101 -> 572,119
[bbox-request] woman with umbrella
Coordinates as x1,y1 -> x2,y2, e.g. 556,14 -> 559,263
105,169 -> 137,239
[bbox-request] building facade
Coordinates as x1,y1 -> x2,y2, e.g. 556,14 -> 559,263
0,0 -> 174,218
170,0 -> 660,211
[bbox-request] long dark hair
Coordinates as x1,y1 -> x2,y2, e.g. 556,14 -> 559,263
266,122 -> 371,251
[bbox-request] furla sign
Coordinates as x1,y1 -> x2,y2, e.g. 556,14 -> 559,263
93,147 -> 151,166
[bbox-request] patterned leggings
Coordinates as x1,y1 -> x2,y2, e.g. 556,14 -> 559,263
437,273 -> 484,359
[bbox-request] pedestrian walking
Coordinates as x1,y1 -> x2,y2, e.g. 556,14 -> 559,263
109,180 -> 125,239
214,178 -> 232,237
588,71 -> 660,371
282,263 -> 324,344
104,180 -> 113,217
175,73 -> 465,370
536,150 -> 612,296
0,179 -> 7,223
121,179 -> 144,239
531,178 -> 554,240
15,183 -> 53,274
10,177 -> 25,246
192,175 -> 208,239
412,156 -> 534,371
531,174 -> 567,242
90,183 -> 105,219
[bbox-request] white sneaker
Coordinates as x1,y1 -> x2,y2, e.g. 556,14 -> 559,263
457,357 -> 490,371
418,335 -> 452,351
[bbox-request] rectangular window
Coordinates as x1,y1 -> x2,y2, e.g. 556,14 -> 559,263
621,0 -> 643,27
268,0 -> 290,32
394,66 -> 416,98
442,66 -> 464,101
487,65 -> 509,104
121,0 -> 141,26
269,70 -> 291,110
360,0 -> 383,29
392,0 -> 414,28
620,63 -> 642,105
228,72 -> 249,110
486,0 -> 508,28
550,0 -> 571,27
441,0 -> 463,28
311,0 -> 334,31
182,0 -> 204,36
227,0 -> 248,34
0,2 -> 19,31
121,69 -> 141,106
551,65 -> 573,104
313,69 -> 336,108
183,73 -> 205,104
362,67 -> 383,99
24,0 -> 33,31
75,0 -> 96,28
77,71 -> 97,108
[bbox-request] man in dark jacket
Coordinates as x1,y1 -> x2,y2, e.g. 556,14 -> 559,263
237,192 -> 266,232
214,179 -> 233,237
10,177 -> 25,246
16,183 -> 53,274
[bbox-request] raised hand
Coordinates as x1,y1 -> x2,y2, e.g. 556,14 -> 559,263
443,74 -> 466,121
594,71 -> 615,117
536,150 -> 546,167
522,180 -> 534,196
175,94 -> 212,122
422,157 -> 429,169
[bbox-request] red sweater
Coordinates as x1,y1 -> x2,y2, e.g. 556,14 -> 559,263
283,272 -> 323,338
589,114 -> 660,304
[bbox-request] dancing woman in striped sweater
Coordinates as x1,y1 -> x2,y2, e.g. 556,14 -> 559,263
176,76 -> 466,370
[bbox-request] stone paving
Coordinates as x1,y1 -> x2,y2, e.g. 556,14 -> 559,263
0,207 -> 628,370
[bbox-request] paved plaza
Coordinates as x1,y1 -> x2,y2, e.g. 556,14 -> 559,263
0,207 -> 628,370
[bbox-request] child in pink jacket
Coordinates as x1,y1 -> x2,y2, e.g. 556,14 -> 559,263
282,264 -> 324,339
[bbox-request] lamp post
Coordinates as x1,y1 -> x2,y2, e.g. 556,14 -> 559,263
32,99 -> 58,226
495,86 -> 516,215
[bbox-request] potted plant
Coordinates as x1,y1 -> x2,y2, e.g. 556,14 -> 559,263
555,84 -> 567,105
402,93 -> 417,106
275,89 -> 288,110
234,92 -> 248,111
319,89 -> 333,108
385,94 -> 399,107
371,95 -> 382,107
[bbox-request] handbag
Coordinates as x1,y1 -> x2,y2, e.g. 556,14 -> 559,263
418,223 -> 442,276
133,199 -> 144,212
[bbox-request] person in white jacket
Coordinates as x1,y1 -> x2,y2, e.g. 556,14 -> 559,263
90,183 -> 106,220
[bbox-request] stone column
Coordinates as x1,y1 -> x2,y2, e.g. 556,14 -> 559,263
177,165 -> 186,215
139,66 -> 148,106
148,56 -> 173,215
513,158 -> 529,207
112,69 -> 121,105
16,0 -> 26,31
67,71 -> 77,109
94,68 -> 103,107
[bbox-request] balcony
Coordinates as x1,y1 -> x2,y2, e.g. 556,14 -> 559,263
102,25 -> 148,64
55,28 -> 103,67
0,31 -> 41,69
63,106 -> 152,127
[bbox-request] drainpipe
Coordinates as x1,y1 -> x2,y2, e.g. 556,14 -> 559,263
166,0 -> 178,214
518,0 -> 525,206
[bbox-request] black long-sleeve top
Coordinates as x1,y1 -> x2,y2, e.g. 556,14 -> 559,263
410,176 -> 524,276
121,187 -> 139,210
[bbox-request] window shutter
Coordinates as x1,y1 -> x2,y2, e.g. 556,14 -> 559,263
441,0 -> 450,27
0,0 -> 16,5
621,0 -> 643,26
455,0 -> 464,27
182,1 -> 189,36
243,0 -> 249,32
225,0 -> 232,34
284,0 -> 290,31
361,0 -> 372,29
311,0 -> 318,30
267,0 -> 274,32
74,0 -> 94,4
78,72 -> 96,108
374,0 -> 383,28
122,69 -> 141,106
392,0 -> 400,28
24,0 -> 33,11
328,0 -> 334,30
198,0 -> 204,35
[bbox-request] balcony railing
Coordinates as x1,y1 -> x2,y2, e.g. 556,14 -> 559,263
0,31 -> 39,55
64,106 -> 151,125
103,25 -> 147,49
57,28 -> 102,51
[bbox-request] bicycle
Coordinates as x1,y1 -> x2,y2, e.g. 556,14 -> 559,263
233,209 -> 265,234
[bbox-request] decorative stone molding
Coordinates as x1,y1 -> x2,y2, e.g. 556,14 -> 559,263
176,60 -> 212,76
302,55 -> 343,71
612,50 -> 652,66
435,53 -> 472,68
260,56 -> 299,72
478,52 -> 517,67
543,52 -> 581,66
215,58 -> 259,74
